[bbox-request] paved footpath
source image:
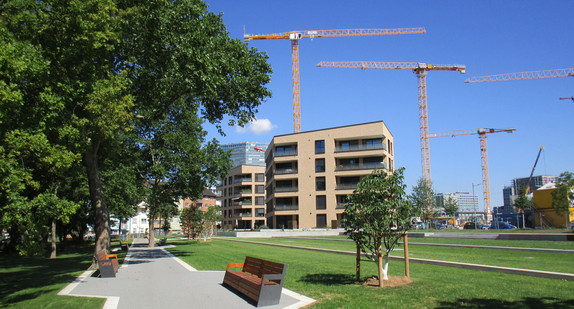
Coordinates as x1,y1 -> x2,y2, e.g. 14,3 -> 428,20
58,239 -> 315,309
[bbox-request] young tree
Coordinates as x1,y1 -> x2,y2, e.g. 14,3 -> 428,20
201,206 -> 222,241
444,196 -> 459,217
410,178 -> 436,224
513,185 -> 532,228
552,171 -> 574,227
180,207 -> 203,240
342,168 -> 419,287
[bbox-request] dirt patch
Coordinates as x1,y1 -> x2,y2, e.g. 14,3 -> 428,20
362,276 -> 413,288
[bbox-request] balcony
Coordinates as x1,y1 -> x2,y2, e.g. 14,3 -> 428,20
275,204 -> 299,211
234,177 -> 252,184
275,167 -> 298,175
336,183 -> 359,190
274,149 -> 298,157
335,162 -> 387,171
275,186 -> 298,193
335,143 -> 387,153
238,212 -> 252,217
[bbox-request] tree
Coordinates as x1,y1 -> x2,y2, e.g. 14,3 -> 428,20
180,207 -> 204,240
117,0 -> 270,247
410,178 -> 436,223
552,171 -> 574,227
342,168 -> 419,287
201,206 -> 222,241
444,196 -> 459,217
513,185 -> 532,229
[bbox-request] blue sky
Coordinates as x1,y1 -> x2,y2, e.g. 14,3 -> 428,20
204,0 -> 574,210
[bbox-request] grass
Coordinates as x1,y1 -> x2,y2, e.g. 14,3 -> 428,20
167,238 -> 574,308
220,237 -> 574,273
0,240 -> 126,308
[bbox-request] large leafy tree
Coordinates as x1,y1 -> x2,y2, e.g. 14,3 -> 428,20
342,168 -> 419,288
118,0 -> 270,246
552,171 -> 574,227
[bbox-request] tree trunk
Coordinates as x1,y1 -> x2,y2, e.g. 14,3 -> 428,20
84,140 -> 111,269
50,219 -> 57,259
382,254 -> 390,280
356,243 -> 361,282
148,219 -> 155,248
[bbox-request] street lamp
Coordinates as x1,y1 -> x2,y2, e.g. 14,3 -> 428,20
472,183 -> 481,230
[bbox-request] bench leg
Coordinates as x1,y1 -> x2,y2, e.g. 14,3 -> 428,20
99,265 -> 116,278
257,285 -> 283,307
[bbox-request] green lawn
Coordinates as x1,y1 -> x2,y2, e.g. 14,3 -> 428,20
217,237 -> 574,274
168,239 -> 574,308
0,241 -> 126,308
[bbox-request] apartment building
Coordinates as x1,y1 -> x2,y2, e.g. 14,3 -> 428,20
171,189 -> 218,233
265,121 -> 394,229
218,165 -> 267,229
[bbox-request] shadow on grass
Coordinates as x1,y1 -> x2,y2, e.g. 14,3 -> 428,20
298,273 -> 356,286
0,244 -> 94,306
434,297 -> 574,309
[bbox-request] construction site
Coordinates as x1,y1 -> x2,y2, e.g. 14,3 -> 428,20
223,16 -> 573,230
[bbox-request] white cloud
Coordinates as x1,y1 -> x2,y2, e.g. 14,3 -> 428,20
235,118 -> 276,135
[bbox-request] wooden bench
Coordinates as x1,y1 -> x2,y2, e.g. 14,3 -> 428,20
223,256 -> 286,307
95,250 -> 119,278
120,240 -> 129,251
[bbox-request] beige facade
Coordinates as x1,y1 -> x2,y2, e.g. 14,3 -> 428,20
265,121 -> 394,229
218,165 -> 267,229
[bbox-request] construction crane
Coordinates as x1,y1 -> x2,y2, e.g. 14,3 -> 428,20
428,128 -> 516,220
244,27 -> 426,133
464,68 -> 574,83
254,146 -> 266,152
316,61 -> 466,184
525,147 -> 544,194
559,96 -> 574,102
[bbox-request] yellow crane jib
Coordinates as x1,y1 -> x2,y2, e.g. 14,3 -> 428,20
244,28 -> 426,133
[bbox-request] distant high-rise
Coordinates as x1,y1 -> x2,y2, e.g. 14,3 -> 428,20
221,142 -> 268,168
436,192 -> 479,213
511,175 -> 557,197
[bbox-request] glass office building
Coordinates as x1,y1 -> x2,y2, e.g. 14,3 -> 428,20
221,142 -> 268,168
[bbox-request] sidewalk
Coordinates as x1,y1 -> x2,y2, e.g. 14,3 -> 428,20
58,239 -> 315,309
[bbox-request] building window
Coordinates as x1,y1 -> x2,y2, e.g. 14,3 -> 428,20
256,196 -> 265,205
315,158 -> 325,172
316,177 -> 326,191
255,173 -> 264,182
316,195 -> 326,210
316,214 -> 327,228
255,185 -> 264,194
315,140 -> 325,154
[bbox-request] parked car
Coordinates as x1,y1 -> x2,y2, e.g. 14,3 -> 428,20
463,221 -> 489,230
490,221 -> 517,229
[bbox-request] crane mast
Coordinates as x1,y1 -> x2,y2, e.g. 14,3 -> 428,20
244,28 -> 426,133
316,61 -> 465,184
429,128 -> 516,220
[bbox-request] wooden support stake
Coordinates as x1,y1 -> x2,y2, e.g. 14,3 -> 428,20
404,232 -> 410,278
